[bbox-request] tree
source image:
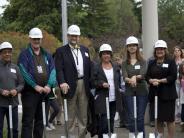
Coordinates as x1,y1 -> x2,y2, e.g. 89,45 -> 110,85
158,0 -> 184,46
3,0 -> 61,38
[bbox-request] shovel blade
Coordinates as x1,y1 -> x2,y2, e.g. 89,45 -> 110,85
129,132 -> 143,138
61,135 -> 76,138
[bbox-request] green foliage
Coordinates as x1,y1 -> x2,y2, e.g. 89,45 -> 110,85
158,0 -> 184,45
0,31 -> 61,63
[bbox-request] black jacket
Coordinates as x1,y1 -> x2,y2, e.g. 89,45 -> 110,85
146,58 -> 178,101
54,44 -> 91,98
91,62 -> 122,114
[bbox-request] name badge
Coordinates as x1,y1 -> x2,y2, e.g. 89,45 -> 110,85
162,63 -> 168,68
37,66 -> 43,73
10,68 -> 16,73
135,65 -> 141,70
85,52 -> 89,57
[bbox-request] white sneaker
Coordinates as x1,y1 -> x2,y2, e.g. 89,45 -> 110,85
46,126 -> 52,131
49,123 -> 56,130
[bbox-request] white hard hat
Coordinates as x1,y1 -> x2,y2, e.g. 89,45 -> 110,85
99,44 -> 112,53
126,36 -> 139,45
154,40 -> 167,48
0,42 -> 13,51
29,27 -> 43,38
67,25 -> 81,35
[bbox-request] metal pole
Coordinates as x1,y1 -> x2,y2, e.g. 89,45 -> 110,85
61,0 -> 68,45
142,0 -> 158,59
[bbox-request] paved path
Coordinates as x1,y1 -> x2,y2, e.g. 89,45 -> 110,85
46,123 -> 184,138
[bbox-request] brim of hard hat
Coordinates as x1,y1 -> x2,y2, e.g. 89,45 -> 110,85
67,33 -> 80,36
29,35 -> 43,38
0,47 -> 13,51
154,45 -> 167,48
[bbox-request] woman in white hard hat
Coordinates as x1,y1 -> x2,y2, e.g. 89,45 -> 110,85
0,42 -> 24,138
122,36 -> 148,138
146,40 -> 177,138
91,44 -> 122,138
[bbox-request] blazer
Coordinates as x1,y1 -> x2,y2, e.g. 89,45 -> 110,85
54,44 -> 91,99
91,62 -> 122,114
146,58 -> 178,101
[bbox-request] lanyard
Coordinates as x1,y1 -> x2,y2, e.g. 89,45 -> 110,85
72,48 -> 79,65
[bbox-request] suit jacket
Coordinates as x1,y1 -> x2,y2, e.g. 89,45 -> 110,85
91,62 -> 122,114
54,44 -> 91,98
146,58 -> 178,101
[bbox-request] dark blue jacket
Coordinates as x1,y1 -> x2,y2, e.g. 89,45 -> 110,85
18,44 -> 56,90
54,44 -> 91,98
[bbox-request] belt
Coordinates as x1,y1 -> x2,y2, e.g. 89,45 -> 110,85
77,76 -> 84,80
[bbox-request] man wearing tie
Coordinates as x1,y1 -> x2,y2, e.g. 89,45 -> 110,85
54,25 -> 91,138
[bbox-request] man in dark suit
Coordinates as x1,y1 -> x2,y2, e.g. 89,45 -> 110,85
54,25 -> 91,138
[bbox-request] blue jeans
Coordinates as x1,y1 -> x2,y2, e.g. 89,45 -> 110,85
125,95 -> 148,137
0,106 -> 18,138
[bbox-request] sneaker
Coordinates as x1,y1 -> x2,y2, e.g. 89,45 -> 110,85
49,123 -> 56,130
46,126 -> 52,131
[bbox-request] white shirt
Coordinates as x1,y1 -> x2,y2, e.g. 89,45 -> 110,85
103,68 -> 116,101
70,45 -> 84,77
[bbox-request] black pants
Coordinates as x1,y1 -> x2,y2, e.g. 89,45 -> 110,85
21,91 -> 46,138
46,98 -> 60,126
0,106 -> 18,138
118,93 -> 128,126
97,101 -> 116,138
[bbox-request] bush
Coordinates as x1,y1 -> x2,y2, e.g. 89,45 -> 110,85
0,31 -> 61,63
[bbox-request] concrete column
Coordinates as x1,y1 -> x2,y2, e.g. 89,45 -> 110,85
142,0 -> 158,59
61,0 -> 68,45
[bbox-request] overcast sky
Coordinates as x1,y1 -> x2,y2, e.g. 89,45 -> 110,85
0,0 -> 9,15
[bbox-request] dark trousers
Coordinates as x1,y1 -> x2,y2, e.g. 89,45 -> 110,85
21,91 -> 45,138
149,102 -> 154,122
97,101 -> 116,138
0,106 -> 18,138
46,99 -> 60,126
118,93 -> 128,126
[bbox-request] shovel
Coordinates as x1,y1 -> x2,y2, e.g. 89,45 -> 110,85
9,104 -> 13,138
42,99 -> 47,138
102,97 -> 117,138
129,90 -> 143,138
61,99 -> 75,138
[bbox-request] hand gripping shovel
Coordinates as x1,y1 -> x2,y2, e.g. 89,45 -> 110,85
103,97 -> 117,138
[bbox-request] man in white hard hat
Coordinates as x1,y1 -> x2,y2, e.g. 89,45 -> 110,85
18,27 -> 56,138
55,25 -> 91,138
0,42 -> 24,138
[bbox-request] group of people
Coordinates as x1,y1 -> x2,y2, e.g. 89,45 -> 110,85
0,24 -> 182,138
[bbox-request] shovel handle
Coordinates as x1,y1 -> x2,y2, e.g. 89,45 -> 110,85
133,96 -> 137,119
42,102 -> 46,125
154,96 -> 158,119
64,99 -> 68,121
9,105 -> 13,129
106,97 -> 110,119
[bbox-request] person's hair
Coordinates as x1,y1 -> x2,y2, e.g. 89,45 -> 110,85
153,48 -> 170,59
125,44 -> 144,64
99,51 -> 113,58
173,46 -> 184,59
179,62 -> 184,80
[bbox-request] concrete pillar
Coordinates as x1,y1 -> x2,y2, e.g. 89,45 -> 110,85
142,0 -> 159,124
61,0 -> 68,45
142,0 -> 158,59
